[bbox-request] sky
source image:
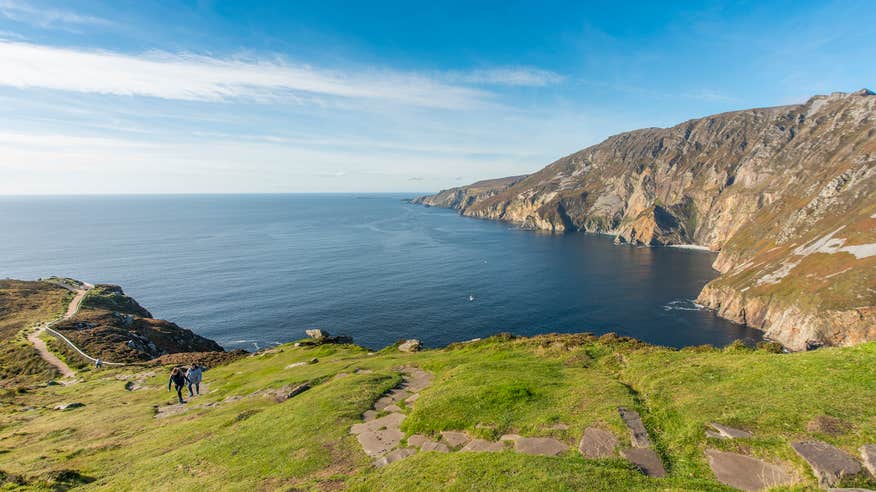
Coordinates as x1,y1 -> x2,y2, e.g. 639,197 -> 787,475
0,0 -> 873,194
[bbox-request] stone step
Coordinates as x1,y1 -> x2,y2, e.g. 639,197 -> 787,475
705,449 -> 797,491
578,427 -> 619,459
791,440 -> 863,488
620,448 -> 666,477
618,407 -> 652,448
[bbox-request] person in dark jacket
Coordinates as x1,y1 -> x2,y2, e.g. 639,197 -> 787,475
167,367 -> 190,404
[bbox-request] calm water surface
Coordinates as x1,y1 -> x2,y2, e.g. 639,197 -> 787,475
0,194 -> 762,350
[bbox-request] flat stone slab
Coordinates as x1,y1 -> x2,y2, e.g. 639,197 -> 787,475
421,441 -> 450,453
407,434 -> 429,448
705,449 -> 797,491
791,440 -> 863,488
709,423 -> 753,439
620,448 -> 666,477
860,444 -> 876,477
357,428 -> 404,457
400,367 -> 433,392
374,447 -> 417,467
618,407 -> 651,448
362,410 -> 378,422
500,434 -> 522,442
441,431 -> 471,448
384,404 -> 402,413
514,437 -> 567,456
460,439 -> 505,453
579,427 -> 619,459
350,412 -> 405,435
405,393 -> 420,404
386,389 -> 409,401
374,396 -> 397,411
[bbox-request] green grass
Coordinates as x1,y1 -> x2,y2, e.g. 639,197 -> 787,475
1,334 -> 874,490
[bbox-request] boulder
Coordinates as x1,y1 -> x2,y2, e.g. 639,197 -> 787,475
705,449 -> 797,491
286,382 -> 310,399
305,329 -> 327,340
579,428 -> 619,458
398,339 -> 422,353
791,440 -> 863,488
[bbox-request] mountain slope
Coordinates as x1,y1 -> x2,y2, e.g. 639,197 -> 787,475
414,90 -> 876,350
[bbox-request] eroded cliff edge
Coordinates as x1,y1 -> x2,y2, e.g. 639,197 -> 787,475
413,90 -> 876,350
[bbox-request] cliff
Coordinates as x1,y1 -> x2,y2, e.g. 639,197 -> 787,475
414,90 -> 876,350
53,283 -> 225,362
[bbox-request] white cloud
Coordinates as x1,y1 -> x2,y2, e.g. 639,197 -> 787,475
0,0 -> 111,28
0,40 -> 498,109
446,67 -> 564,87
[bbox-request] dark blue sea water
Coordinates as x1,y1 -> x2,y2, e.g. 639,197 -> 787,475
0,194 -> 762,350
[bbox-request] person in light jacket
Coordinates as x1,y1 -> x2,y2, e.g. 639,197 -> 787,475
186,364 -> 203,397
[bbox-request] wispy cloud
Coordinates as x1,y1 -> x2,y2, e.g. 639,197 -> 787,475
0,41 -> 502,109
0,0 -> 112,28
446,67 -> 564,87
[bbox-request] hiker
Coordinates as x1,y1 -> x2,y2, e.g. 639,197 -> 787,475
167,367 -> 190,404
185,364 -> 203,396
94,358 -> 102,369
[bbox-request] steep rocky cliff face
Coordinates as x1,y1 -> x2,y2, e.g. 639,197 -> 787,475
414,90 -> 876,350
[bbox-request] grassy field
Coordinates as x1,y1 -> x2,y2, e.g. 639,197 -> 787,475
0,329 -> 874,491
0,280 -> 69,386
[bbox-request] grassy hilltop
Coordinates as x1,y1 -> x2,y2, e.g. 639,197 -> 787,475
1,281 -> 875,491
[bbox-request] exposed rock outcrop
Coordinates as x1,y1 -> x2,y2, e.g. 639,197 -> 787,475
414,90 -> 876,349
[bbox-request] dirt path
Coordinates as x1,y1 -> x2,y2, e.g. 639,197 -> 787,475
27,283 -> 92,379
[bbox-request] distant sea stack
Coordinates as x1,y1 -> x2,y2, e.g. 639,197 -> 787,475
413,89 -> 876,350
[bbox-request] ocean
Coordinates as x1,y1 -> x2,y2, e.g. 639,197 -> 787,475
0,194 -> 762,350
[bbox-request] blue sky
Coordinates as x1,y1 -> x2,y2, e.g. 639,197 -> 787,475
0,0 -> 873,194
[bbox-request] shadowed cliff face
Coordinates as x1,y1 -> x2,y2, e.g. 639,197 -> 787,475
414,90 -> 876,350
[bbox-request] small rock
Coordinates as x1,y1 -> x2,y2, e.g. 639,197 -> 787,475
286,383 -> 310,399
441,431 -> 471,448
860,444 -> 876,477
46,380 -> 59,386
791,440 -> 863,488
55,402 -> 85,411
398,339 -> 422,352
708,423 -> 753,439
354,368 -> 373,374
578,427 -> 619,459
514,437 -> 567,456
618,407 -> 651,448
806,416 -> 853,436
308,358 -> 319,364
374,447 -> 416,467
305,329 -> 328,340
620,448 -> 666,477
285,362 -> 307,369
705,449 -> 797,491
460,439 -> 505,453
